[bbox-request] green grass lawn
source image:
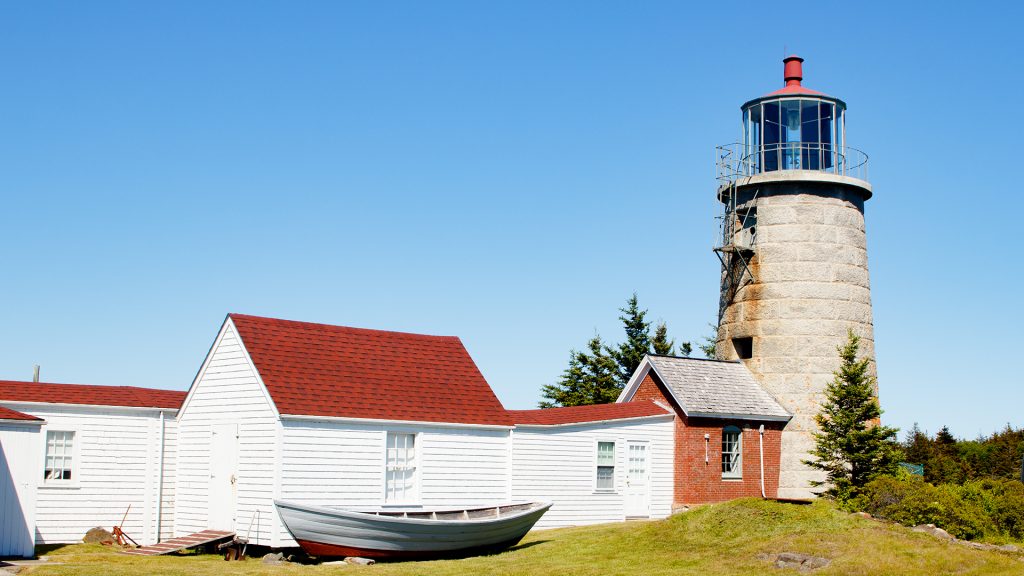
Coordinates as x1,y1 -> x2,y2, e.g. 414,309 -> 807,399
21,499 -> 1024,576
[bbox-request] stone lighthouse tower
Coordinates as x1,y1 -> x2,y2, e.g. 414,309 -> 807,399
714,56 -> 874,499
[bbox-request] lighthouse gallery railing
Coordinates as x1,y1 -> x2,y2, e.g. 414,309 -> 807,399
715,142 -> 869,184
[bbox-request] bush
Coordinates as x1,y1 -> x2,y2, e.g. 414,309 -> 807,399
962,478 -> 1024,539
854,475 -> 1024,542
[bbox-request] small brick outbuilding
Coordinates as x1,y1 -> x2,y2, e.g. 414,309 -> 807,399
617,355 -> 791,508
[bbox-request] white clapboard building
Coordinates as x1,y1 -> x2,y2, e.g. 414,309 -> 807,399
0,381 -> 184,554
0,313 -> 675,556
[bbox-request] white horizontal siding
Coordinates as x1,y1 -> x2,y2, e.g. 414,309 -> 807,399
3,404 -> 176,546
175,322 -> 282,546
0,422 -> 42,558
512,418 -> 674,529
280,420 -> 511,547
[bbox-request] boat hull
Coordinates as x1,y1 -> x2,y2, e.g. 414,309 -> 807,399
275,500 -> 552,561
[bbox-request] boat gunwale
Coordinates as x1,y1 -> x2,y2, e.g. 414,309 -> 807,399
274,499 -> 553,527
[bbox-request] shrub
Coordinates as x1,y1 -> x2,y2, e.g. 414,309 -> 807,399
961,478 -> 1024,540
854,475 -> 1024,541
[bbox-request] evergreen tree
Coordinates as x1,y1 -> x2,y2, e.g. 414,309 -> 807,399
936,426 -> 957,447
678,340 -> 693,357
804,330 -> 901,500
540,294 -> 694,407
903,423 -> 932,466
698,322 -> 718,359
608,293 -> 652,387
652,321 -> 674,356
539,335 -> 621,408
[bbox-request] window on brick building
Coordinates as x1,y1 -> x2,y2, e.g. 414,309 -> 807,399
722,426 -> 742,479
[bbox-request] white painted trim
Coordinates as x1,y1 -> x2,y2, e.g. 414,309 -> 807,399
281,413 -> 513,431
592,438 -> 618,494
512,413 -> 674,429
272,422 -> 284,547
155,410 -> 165,542
616,360 -> 651,403
1,401 -> 178,414
722,425 -> 743,480
506,428 -> 514,502
618,359 -> 687,412
381,430 -> 420,506
176,316 -> 233,418
143,418 -> 154,544
624,439 -> 651,518
177,315 -> 280,421
0,418 -> 44,425
38,426 -> 81,489
227,317 -> 282,421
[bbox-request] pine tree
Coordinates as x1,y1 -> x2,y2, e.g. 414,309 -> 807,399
652,321 -> 692,357
902,423 -> 932,466
935,426 -> 957,447
652,322 -> 674,356
539,335 -> 621,408
540,294 -> 693,407
698,322 -> 718,359
804,330 -> 901,500
608,293 -> 652,387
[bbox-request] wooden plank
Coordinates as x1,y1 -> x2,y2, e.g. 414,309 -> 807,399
120,530 -> 234,555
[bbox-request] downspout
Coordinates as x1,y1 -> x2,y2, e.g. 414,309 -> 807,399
156,410 -> 166,542
758,424 -> 765,499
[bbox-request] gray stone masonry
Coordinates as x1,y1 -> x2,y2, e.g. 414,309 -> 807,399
717,179 -> 874,500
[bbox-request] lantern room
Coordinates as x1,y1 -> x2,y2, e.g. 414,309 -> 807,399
735,56 -> 863,178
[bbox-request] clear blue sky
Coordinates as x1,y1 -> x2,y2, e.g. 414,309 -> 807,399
2,1 -> 1020,439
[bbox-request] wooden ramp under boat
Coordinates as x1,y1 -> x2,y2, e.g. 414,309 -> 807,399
121,530 -> 235,556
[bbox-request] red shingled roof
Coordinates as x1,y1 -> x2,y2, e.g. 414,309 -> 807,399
0,405 -> 43,421
228,314 -> 513,426
764,84 -> 826,97
0,381 -> 186,409
508,400 -> 671,426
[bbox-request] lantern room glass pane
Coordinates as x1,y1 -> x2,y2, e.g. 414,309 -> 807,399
819,102 -> 834,169
763,101 -> 780,172
781,100 -> 801,169
801,99 -> 820,169
747,105 -> 762,174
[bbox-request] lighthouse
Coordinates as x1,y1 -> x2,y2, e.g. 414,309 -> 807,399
713,56 -> 874,499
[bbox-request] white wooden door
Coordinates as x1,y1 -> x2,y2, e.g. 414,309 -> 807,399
0,425 -> 41,558
624,441 -> 650,518
208,423 -> 238,530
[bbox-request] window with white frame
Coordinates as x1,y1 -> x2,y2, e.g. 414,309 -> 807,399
44,430 -> 75,481
722,426 -> 742,479
596,441 -> 615,491
385,432 -> 417,503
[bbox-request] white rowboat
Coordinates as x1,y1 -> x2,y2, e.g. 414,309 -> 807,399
274,500 -> 552,560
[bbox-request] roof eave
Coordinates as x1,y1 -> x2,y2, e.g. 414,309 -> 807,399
0,417 -> 45,425
686,411 -> 791,422
0,400 -> 180,413
280,413 -> 514,430
512,412 -> 674,429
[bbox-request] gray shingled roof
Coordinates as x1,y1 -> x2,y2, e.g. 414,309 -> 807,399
646,355 -> 790,420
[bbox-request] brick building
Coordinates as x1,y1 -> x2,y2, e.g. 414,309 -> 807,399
617,355 -> 790,507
